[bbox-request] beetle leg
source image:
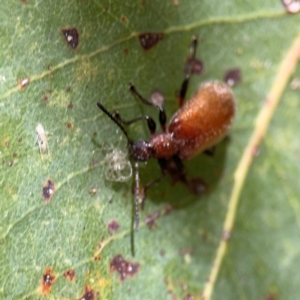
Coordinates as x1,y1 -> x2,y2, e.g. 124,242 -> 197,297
134,161 -> 141,230
179,36 -> 198,107
114,111 -> 156,135
129,83 -> 167,132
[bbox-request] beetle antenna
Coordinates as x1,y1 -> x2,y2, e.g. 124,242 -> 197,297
134,161 -> 140,230
97,102 -> 133,145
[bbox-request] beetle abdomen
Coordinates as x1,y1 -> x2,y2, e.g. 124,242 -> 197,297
168,81 -> 235,159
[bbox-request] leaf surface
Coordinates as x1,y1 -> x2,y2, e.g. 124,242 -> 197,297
1,1 -> 300,299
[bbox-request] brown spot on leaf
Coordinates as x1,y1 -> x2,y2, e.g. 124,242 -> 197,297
144,210 -> 160,229
21,0 -> 28,4
61,28 -> 79,50
76,286 -> 97,300
224,68 -> 242,86
138,32 -> 164,50
121,15 -> 127,22
18,137 -> 22,143
123,48 -> 129,55
19,78 -> 30,89
42,95 -> 48,102
42,179 -> 55,202
41,267 -> 55,295
67,123 -> 72,129
67,102 -> 73,109
63,269 -> 75,281
107,220 -> 120,234
13,152 -> 17,157
184,57 -> 204,75
110,254 -> 140,282
66,86 -> 71,92
186,178 -> 207,195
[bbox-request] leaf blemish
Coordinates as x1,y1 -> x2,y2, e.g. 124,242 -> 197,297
138,32 -> 164,51
224,68 -> 242,87
120,15 -> 127,23
41,267 -> 56,295
42,94 -> 48,102
186,178 -> 207,195
107,220 -> 120,234
63,269 -> 75,281
184,57 -> 204,76
77,286 -> 98,300
61,28 -> 79,50
42,179 -> 55,202
110,255 -> 140,282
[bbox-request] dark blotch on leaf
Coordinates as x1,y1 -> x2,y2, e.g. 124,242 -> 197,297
186,178 -> 207,195
61,28 -> 79,50
77,286 -> 97,300
18,137 -> 22,143
123,48 -> 129,55
110,254 -> 140,282
63,269 -> 75,281
107,220 -> 120,234
224,68 -> 242,86
67,123 -> 72,129
184,57 -> 204,75
121,15 -> 127,22
138,32 -> 164,50
41,268 -> 55,295
67,102 -> 73,109
42,179 -> 55,202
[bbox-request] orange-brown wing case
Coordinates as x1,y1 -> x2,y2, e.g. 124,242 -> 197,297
168,81 -> 235,159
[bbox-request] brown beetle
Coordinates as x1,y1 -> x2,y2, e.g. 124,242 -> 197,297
97,37 -> 235,230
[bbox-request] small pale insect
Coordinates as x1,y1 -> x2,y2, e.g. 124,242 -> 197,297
35,123 -> 49,154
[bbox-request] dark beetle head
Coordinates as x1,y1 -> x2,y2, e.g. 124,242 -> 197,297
129,140 -> 154,161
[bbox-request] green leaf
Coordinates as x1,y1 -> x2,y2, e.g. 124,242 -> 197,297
1,1 -> 300,299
